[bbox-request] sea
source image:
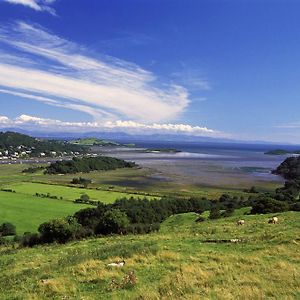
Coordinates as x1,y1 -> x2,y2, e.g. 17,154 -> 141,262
96,141 -> 299,188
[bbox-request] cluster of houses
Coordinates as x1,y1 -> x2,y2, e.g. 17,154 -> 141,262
0,145 -> 81,161
0,145 -> 33,161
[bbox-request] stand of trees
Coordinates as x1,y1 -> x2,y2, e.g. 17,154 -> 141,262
45,156 -> 136,174
71,177 -> 92,187
246,156 -> 300,214
20,196 -> 210,247
0,222 -> 16,236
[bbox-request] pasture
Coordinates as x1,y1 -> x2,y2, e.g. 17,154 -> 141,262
0,210 -> 299,299
4,182 -> 158,203
0,191 -> 90,234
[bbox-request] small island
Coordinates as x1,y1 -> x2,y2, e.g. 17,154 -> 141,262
265,149 -> 300,155
70,138 -> 136,148
70,138 -> 120,147
146,148 -> 181,153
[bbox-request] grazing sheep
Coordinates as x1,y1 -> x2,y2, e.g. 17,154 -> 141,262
237,219 -> 245,226
107,260 -> 125,268
268,216 -> 278,224
230,239 -> 241,243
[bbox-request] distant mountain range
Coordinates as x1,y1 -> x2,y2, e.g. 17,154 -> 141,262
0,127 -> 298,147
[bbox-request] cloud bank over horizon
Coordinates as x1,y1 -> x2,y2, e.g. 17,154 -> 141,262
0,114 -> 227,137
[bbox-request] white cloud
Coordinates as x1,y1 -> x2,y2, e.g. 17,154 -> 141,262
0,22 -> 189,123
0,114 -> 227,137
3,0 -> 56,14
0,116 -> 10,124
0,22 -> 222,138
104,120 -> 218,136
0,88 -> 117,120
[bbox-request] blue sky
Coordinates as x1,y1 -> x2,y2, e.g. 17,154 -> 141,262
0,0 -> 300,143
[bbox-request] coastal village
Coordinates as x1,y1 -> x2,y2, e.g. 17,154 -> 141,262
0,145 -> 80,161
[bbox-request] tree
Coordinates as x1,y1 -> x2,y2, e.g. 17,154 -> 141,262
80,193 -> 90,202
209,203 -> 222,219
0,222 -> 16,236
71,177 -> 92,188
38,217 -> 82,244
96,209 -> 129,235
21,232 -> 41,247
74,202 -> 107,229
249,186 -> 258,193
250,195 -> 289,214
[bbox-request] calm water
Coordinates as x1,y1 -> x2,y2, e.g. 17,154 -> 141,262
95,141 -> 296,187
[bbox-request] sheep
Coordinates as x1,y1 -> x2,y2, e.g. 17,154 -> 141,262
107,260 -> 125,268
237,219 -> 245,226
230,239 -> 241,243
268,216 -> 278,224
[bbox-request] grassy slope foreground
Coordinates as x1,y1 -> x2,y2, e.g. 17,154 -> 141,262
0,210 -> 299,299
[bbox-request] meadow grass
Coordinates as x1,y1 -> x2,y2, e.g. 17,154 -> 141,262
4,182 -> 157,203
0,210 -> 299,299
0,191 -> 90,234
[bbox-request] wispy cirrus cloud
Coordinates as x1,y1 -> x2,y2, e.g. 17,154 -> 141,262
0,114 -> 227,137
276,121 -> 300,129
171,62 -> 211,91
3,0 -> 57,14
0,21 -> 190,123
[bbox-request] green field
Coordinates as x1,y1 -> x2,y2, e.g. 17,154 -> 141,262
0,163 -> 280,200
0,191 -> 90,234
0,165 -> 158,234
0,209 -> 299,299
4,182 -> 157,203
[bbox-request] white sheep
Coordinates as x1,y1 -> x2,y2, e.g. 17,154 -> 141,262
237,219 -> 245,226
107,260 -> 125,268
268,216 -> 278,224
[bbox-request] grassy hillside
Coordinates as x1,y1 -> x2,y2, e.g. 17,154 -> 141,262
0,131 -> 84,155
0,191 -> 90,234
0,210 -> 299,299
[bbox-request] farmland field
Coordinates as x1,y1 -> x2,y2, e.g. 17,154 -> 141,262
0,191 -> 90,234
0,164 -> 160,234
4,182 -> 158,203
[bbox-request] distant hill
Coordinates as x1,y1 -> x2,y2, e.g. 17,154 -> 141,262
265,149 -> 300,155
0,131 -> 85,157
272,156 -> 300,180
1,127 -> 300,147
0,131 -> 37,148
